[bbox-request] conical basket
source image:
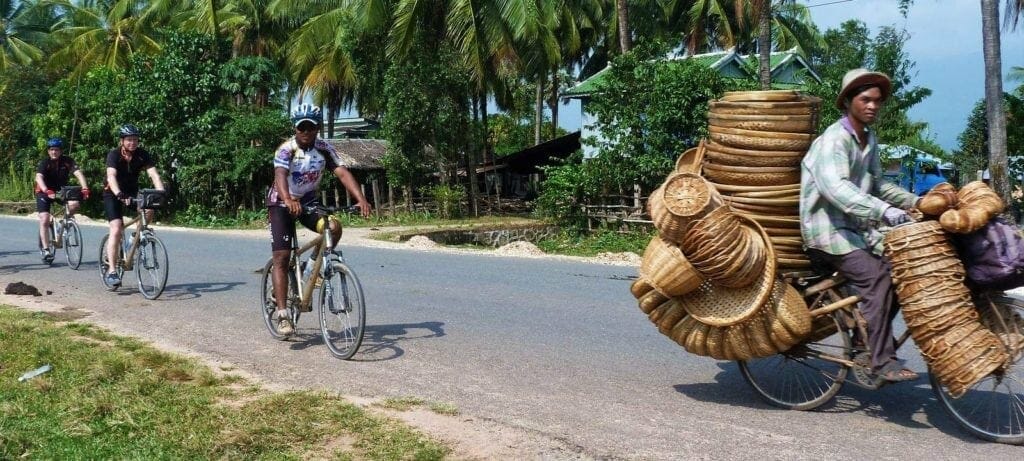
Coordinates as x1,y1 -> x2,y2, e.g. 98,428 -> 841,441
640,236 -> 705,297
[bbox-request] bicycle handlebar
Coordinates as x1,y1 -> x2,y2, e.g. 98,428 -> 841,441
302,204 -> 362,215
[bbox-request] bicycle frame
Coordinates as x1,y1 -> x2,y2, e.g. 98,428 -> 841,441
117,206 -> 154,271
290,213 -> 339,311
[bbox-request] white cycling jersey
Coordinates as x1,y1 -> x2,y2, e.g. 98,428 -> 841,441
268,137 -> 343,203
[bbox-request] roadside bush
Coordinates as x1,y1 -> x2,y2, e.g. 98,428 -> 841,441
425,183 -> 466,219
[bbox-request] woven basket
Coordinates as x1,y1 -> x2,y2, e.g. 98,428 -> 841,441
891,257 -> 965,282
719,90 -> 803,102
677,236 -> 777,327
681,207 -> 742,255
722,194 -> 800,207
704,325 -> 728,360
675,141 -> 707,174
703,162 -> 801,187
709,182 -> 800,194
709,97 -> 822,116
738,213 -> 800,229
708,215 -> 769,288
655,299 -> 688,335
743,311 -> 781,357
670,314 -> 698,347
884,221 -> 949,254
630,277 -> 654,299
724,326 -> 756,361
648,176 -> 722,244
638,289 -> 669,314
708,126 -> 815,152
641,236 -> 706,297
730,188 -> 801,199
683,321 -> 711,356
722,201 -> 798,216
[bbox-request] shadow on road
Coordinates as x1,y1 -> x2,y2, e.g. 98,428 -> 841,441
673,363 -> 978,443
159,281 -> 247,300
281,321 -> 446,362
0,250 -> 33,258
0,262 -> 61,275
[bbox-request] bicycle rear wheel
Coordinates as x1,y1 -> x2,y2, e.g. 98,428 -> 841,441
739,310 -> 851,411
933,294 -> 1024,445
260,259 -> 300,340
135,232 -> 169,299
98,234 -> 124,288
63,220 -> 83,270
318,261 -> 365,359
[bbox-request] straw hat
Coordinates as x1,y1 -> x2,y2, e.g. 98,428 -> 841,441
836,68 -> 892,109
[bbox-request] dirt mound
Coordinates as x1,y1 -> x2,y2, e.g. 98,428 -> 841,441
595,252 -> 642,266
5,282 -> 42,296
495,241 -> 545,256
407,235 -> 439,248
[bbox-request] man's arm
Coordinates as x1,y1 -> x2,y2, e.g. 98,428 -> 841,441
146,167 -> 164,190
332,166 -> 372,218
274,167 -> 301,216
869,149 -> 919,209
107,167 -> 122,196
35,173 -> 49,195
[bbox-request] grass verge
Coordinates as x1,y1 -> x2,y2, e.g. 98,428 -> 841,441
535,229 -> 651,257
0,306 -> 449,460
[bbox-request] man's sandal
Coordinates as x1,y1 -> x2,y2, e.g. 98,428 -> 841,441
877,361 -> 919,382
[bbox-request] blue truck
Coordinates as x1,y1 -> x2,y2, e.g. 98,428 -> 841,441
879,144 -> 955,195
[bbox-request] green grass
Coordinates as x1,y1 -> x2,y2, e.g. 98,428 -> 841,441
534,228 -> 651,257
0,307 -> 449,460
376,397 -> 459,416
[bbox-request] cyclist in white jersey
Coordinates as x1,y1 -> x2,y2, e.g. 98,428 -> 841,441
267,104 -> 371,335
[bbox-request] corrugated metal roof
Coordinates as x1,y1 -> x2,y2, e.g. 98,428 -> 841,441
324,138 -> 387,170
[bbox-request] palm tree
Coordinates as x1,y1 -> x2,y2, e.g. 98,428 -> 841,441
980,0 -> 1023,208
1,0 -> 46,70
615,0 -> 629,52
47,0 -> 163,75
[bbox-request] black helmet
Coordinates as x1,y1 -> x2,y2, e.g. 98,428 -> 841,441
46,137 -> 64,148
290,104 -> 322,128
119,124 -> 141,138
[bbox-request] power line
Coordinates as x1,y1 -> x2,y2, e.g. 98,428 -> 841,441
803,0 -> 856,8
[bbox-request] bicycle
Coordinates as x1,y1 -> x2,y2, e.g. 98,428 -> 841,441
40,186 -> 85,269
259,204 -> 366,360
98,189 -> 170,300
738,269 -> 1024,445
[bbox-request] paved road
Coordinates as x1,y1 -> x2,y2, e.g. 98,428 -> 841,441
0,215 -> 1019,459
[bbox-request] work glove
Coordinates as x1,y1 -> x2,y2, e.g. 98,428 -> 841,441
82,188 -> 90,200
882,206 -> 912,226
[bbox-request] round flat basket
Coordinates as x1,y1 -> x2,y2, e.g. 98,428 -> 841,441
676,234 -> 777,327
722,194 -> 800,207
704,147 -> 802,167
708,114 -> 815,134
708,182 -> 800,194
703,162 -> 801,187
719,90 -> 803,102
708,125 -> 814,152
737,213 -> 800,229
709,97 -> 822,116
662,172 -> 721,217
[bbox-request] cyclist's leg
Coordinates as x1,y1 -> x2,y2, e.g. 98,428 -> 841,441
36,193 -> 52,252
66,199 -> 80,216
103,193 -> 125,276
268,205 -> 297,315
327,218 -> 343,251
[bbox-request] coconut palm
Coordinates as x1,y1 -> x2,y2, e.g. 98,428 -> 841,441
1,0 -> 46,70
979,0 -> 1023,208
46,0 -> 163,75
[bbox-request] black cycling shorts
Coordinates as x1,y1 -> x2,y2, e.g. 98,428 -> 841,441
268,204 -> 322,251
102,191 -> 134,221
35,192 -> 55,213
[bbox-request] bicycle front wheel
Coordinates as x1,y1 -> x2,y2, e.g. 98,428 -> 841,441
933,294 -> 1024,445
63,220 -> 83,270
135,232 -> 169,299
318,261 -> 366,359
98,234 -> 124,288
738,311 -> 851,411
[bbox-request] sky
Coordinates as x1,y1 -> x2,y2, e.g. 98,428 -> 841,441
552,0 -> 1024,152
809,0 -> 1024,151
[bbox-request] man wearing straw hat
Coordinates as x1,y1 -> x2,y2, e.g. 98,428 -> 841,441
800,68 -> 921,383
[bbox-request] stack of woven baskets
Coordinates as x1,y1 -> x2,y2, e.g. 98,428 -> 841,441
702,90 -> 821,270
634,116 -> 815,360
884,220 -> 1009,397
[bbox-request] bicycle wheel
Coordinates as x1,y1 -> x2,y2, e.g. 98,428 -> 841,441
739,310 -> 851,411
318,261 -> 366,359
260,259 -> 300,340
134,232 -> 169,299
63,220 -> 83,270
933,294 -> 1024,445
98,234 -> 124,288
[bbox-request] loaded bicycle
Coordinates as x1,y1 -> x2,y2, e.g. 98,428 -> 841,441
738,222 -> 1024,445
259,204 -> 366,359
98,189 -> 169,299
40,186 -> 85,269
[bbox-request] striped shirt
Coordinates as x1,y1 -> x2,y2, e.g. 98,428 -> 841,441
799,117 -> 917,255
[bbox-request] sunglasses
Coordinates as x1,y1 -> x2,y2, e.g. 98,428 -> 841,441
296,124 -> 319,133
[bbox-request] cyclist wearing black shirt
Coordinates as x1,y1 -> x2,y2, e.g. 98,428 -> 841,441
102,124 -> 165,289
35,137 -> 89,263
